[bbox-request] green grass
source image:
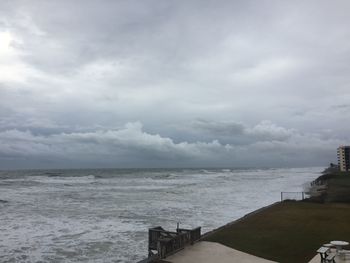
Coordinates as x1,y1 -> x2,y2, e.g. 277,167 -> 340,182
330,171 -> 350,176
203,201 -> 350,263
326,173 -> 350,202
202,171 -> 350,262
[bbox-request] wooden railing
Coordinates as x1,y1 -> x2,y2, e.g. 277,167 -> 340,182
148,226 -> 165,251
177,227 -> 201,244
158,232 -> 189,258
147,226 -> 201,259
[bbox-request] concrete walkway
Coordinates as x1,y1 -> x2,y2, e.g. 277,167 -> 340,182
308,254 -> 323,263
165,241 -> 277,263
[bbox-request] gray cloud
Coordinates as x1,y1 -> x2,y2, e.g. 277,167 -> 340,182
191,119 -> 245,136
0,121 -> 344,169
0,0 -> 350,168
190,119 -> 294,142
0,122 -> 228,168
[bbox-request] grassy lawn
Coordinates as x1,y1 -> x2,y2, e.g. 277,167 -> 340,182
326,172 -> 350,202
203,201 -> 350,263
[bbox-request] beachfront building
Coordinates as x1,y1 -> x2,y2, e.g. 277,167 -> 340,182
337,146 -> 350,171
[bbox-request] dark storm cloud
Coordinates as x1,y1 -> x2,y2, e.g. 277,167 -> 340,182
0,0 -> 350,168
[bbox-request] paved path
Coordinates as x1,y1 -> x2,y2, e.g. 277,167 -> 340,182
308,254 -> 323,263
165,241 -> 277,263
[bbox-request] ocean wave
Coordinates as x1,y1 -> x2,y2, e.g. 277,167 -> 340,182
19,175 -> 98,185
0,167 -> 322,262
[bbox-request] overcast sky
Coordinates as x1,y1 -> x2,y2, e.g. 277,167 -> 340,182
0,0 -> 349,169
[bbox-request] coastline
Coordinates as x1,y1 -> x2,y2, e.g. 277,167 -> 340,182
200,201 -> 281,241
201,169 -> 350,263
200,168 -> 332,244
141,168 -> 350,263
0,167 -> 324,262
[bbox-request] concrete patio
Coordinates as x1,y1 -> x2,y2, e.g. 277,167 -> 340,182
165,241 -> 277,263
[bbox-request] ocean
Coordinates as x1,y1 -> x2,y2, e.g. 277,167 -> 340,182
0,167 -> 322,262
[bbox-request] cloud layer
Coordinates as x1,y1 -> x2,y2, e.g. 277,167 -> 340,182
0,0 -> 350,168
0,121 -> 342,169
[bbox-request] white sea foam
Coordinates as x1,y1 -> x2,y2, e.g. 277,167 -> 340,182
0,167 -> 322,262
